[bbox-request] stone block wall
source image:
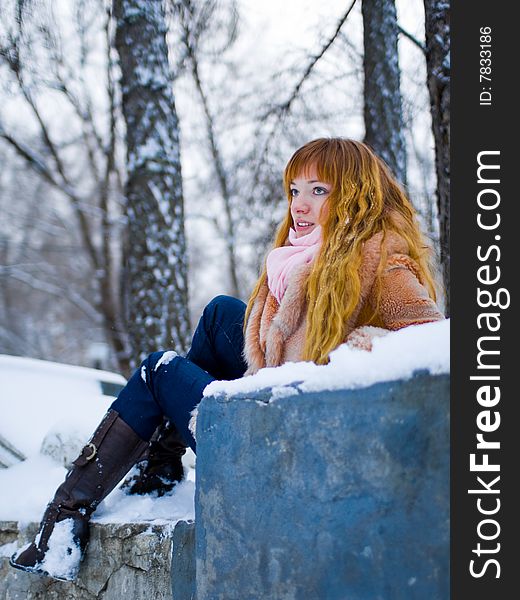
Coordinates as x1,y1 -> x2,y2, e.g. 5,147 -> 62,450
171,520 -> 195,599
195,373 -> 449,600
0,519 -> 194,600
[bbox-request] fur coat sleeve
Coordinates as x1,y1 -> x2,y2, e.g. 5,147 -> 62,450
345,252 -> 444,351
376,254 -> 443,329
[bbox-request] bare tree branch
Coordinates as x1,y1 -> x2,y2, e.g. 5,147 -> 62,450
264,0 -> 358,119
0,325 -> 35,355
0,124 -> 101,269
0,127 -> 63,189
0,1 -> 131,371
178,0 -> 240,297
398,25 -> 426,53
249,0 -> 359,188
0,265 -> 101,322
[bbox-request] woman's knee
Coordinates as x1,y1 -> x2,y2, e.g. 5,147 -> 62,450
141,350 -> 179,380
204,295 -> 246,323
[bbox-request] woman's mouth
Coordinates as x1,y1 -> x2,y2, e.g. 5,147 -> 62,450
295,220 -> 314,231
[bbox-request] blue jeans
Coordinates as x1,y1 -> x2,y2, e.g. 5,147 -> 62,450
111,295 -> 247,453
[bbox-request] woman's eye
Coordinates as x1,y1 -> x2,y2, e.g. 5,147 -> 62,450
314,186 -> 329,195
290,188 -> 298,197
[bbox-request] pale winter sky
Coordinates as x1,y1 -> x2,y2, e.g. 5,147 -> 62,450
237,0 -> 423,57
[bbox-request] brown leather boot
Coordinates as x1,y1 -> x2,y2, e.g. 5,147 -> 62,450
123,419 -> 186,496
9,409 -> 147,581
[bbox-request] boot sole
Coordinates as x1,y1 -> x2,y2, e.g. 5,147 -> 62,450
9,556 -> 76,582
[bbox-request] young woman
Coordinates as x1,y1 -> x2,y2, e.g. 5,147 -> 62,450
10,138 -> 444,581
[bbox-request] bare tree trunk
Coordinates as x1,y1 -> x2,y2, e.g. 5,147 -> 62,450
113,0 -> 190,364
424,0 -> 450,315
362,0 -> 407,185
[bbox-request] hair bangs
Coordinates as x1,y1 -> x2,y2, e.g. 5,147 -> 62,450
283,138 -> 344,198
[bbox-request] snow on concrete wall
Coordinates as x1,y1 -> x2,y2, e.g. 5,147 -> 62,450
196,372 -> 449,599
1,368 -> 449,599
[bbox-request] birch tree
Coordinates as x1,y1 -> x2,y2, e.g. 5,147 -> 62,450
112,0 -> 190,362
362,0 -> 407,184
424,0 -> 450,314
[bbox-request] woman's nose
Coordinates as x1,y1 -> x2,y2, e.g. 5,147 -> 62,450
293,195 -> 310,213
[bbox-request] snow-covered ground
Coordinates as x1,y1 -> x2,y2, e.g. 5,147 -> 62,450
0,355 -> 196,526
0,320 -> 449,526
0,355 -> 125,459
0,452 -> 196,527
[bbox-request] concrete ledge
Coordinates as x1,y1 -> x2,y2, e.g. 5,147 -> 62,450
1,519 -> 194,600
195,372 -> 449,600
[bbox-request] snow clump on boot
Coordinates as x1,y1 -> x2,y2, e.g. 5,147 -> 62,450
39,519 -> 82,581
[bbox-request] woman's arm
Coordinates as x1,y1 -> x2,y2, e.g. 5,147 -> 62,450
376,254 -> 445,330
344,254 -> 444,352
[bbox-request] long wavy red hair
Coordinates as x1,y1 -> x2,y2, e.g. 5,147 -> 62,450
244,138 -> 438,364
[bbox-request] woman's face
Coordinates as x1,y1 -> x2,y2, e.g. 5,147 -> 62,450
289,166 -> 331,238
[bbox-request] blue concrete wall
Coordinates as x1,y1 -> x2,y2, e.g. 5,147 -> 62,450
170,520 -> 195,600
195,373 -> 449,600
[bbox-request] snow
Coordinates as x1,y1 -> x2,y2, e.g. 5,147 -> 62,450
0,455 -> 66,526
0,321 -> 448,526
39,519 -> 82,581
0,452 -> 196,526
0,355 -> 124,458
0,355 -> 194,526
204,319 -> 449,399
154,350 -> 178,371
0,541 -> 18,558
94,469 -> 195,526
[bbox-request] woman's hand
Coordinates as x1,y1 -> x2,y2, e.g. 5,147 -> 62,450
345,326 -> 389,352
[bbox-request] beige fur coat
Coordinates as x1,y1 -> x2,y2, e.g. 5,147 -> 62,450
243,230 -> 444,376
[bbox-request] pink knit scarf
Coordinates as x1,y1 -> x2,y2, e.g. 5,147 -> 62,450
266,226 -> 322,303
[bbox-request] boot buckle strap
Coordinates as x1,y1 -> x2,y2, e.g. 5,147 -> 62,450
85,443 -> 97,461
72,410 -> 120,467
74,443 -> 98,467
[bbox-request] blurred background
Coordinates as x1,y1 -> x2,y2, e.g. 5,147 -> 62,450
0,0 -> 450,377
